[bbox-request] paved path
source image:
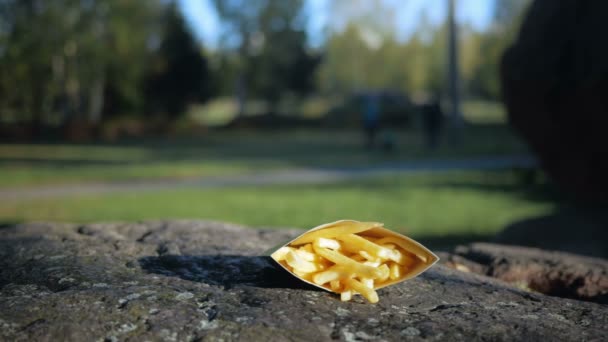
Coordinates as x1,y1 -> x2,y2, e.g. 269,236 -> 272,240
1,155 -> 537,200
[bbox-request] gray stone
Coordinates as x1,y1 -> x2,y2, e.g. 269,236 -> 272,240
440,242 -> 608,304
441,243 -> 608,304
0,221 -> 607,341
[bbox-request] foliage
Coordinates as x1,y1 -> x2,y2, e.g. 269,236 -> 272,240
211,0 -> 320,111
317,7 -> 446,96
144,3 -> 210,118
0,0 -> 212,125
0,0 -> 534,129
0,0 -> 165,124
316,0 -> 531,101
462,0 -> 531,100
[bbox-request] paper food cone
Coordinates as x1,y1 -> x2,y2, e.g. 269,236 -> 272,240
268,220 -> 439,297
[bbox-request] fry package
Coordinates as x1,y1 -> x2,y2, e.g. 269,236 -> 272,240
270,220 -> 439,303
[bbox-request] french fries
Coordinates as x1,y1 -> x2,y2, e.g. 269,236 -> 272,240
270,220 -> 438,303
289,221 -> 383,245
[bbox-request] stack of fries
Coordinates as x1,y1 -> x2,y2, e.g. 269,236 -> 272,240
270,220 -> 438,303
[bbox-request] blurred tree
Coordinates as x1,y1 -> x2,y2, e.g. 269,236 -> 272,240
247,0 -> 320,113
144,2 -> 210,118
318,0 -> 402,93
211,0 -> 265,116
0,0 -> 64,126
0,0 -> 164,127
211,0 -> 320,115
101,0 -> 164,119
317,7 -> 447,97
447,0 -> 463,127
464,0 -> 531,100
316,0 -> 531,103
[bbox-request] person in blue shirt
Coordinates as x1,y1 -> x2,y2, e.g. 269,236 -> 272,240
363,93 -> 380,148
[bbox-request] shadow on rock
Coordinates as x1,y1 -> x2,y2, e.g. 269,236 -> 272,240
139,255 -> 322,291
494,206 -> 608,259
416,233 -> 494,252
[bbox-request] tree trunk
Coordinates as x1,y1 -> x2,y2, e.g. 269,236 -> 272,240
236,74 -> 247,117
447,0 -> 463,129
88,75 -> 105,124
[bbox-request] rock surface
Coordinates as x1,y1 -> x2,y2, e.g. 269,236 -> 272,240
0,221 -> 607,341
440,243 -> 608,304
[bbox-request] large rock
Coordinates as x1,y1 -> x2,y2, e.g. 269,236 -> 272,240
0,221 -> 606,341
501,0 -> 608,200
441,243 -> 608,304
493,208 -> 608,259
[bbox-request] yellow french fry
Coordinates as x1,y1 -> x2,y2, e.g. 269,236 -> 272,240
312,265 -> 349,285
293,249 -> 327,264
299,244 -> 314,253
313,240 -> 383,279
285,250 -> 323,273
389,262 -> 402,280
363,260 -> 381,267
344,278 -> 379,303
271,246 -> 294,261
351,254 -> 366,262
292,269 -> 314,282
337,234 -> 393,259
330,280 -> 342,292
377,264 -> 390,282
340,290 -> 353,302
359,235 -> 379,242
290,221 -> 382,245
316,237 -> 341,250
359,250 -> 381,263
386,248 -> 416,266
292,268 -> 310,277
375,237 -> 428,262
360,278 -> 374,289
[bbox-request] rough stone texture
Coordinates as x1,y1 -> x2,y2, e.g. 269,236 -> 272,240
440,243 -> 608,304
0,221 -> 607,341
501,0 -> 608,200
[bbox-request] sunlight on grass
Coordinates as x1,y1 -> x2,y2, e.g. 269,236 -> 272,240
188,97 -> 237,127
0,171 -> 554,238
0,161 -> 257,187
462,100 -> 507,124
0,124 -> 528,188
0,144 -> 152,162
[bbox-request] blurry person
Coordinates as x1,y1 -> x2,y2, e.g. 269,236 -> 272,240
363,93 -> 381,148
421,96 -> 444,150
380,129 -> 397,152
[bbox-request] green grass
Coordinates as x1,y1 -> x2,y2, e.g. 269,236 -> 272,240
193,98 -> 508,126
0,171 -> 555,240
462,100 -> 507,124
0,125 -> 528,188
0,99 -> 524,188
0,102 -> 553,249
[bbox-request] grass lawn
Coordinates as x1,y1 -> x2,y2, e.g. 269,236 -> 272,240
0,171 -> 555,245
462,100 -> 507,125
0,124 -> 528,188
0,102 -> 558,250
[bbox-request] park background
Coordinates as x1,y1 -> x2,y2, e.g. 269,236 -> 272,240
0,0 -> 584,251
